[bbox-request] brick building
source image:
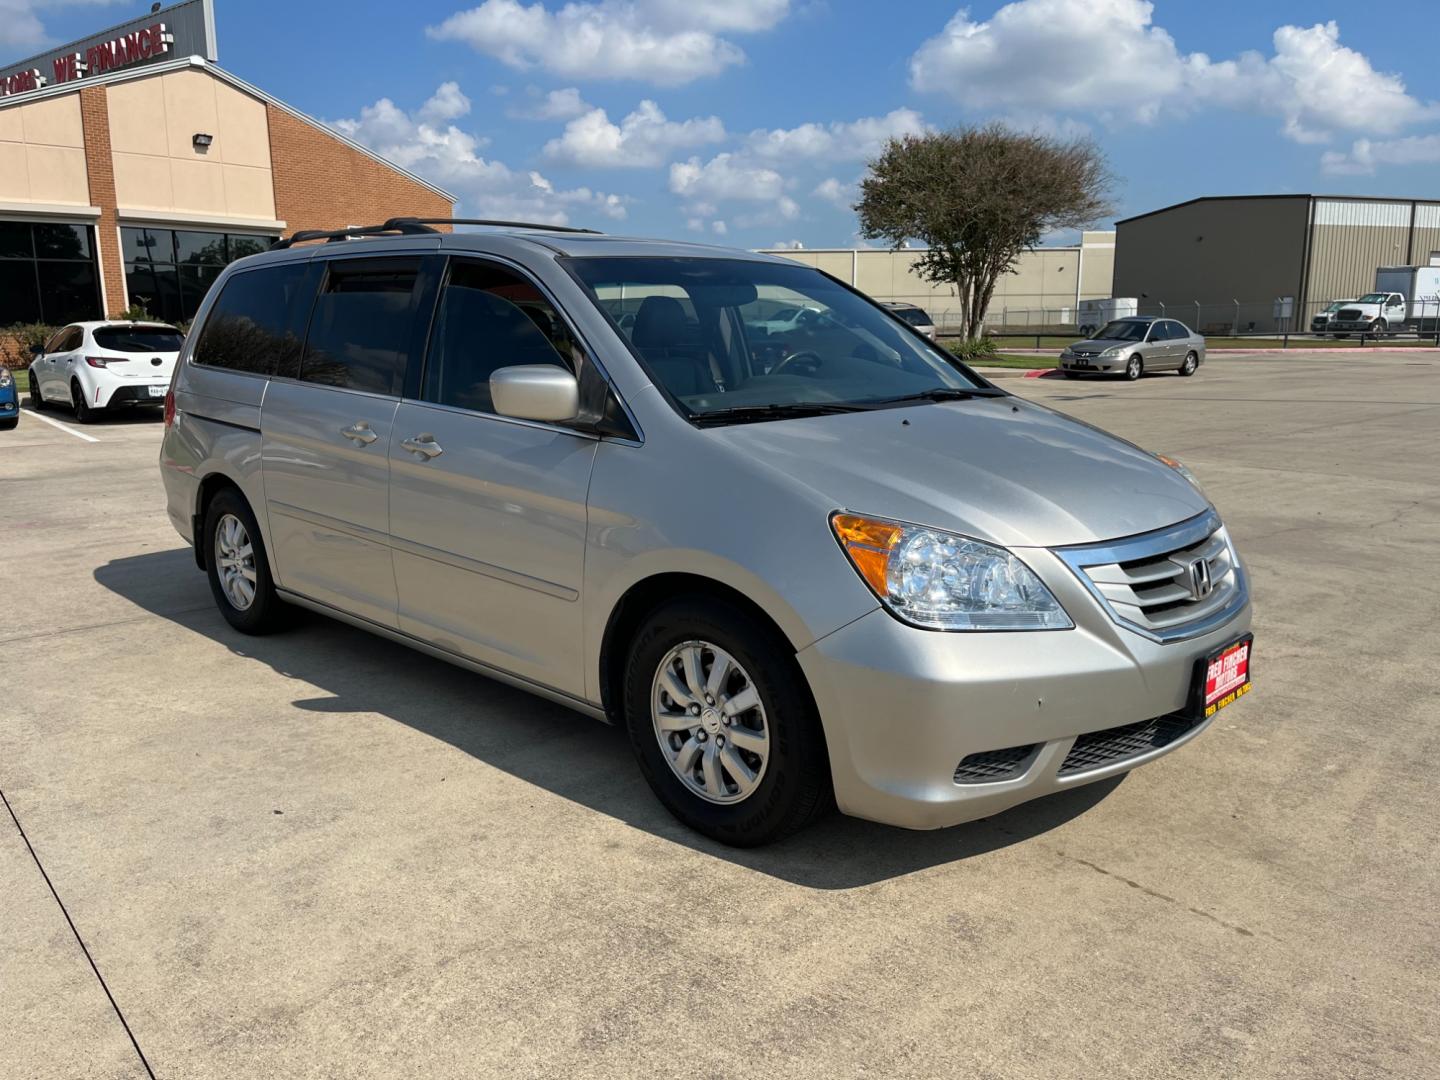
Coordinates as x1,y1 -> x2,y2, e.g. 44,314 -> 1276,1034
0,0 -> 453,327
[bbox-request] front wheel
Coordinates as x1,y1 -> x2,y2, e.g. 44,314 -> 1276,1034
28,372 -> 45,409
623,597 -> 830,846
1124,354 -> 1143,381
204,489 -> 287,634
1179,352 -> 1199,376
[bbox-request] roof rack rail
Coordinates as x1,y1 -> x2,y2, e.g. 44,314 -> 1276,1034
384,217 -> 603,235
269,220 -> 438,250
269,217 -> 602,251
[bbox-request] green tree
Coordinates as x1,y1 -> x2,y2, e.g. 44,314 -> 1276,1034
857,124 -> 1114,340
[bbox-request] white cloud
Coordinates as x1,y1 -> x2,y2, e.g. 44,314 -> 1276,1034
910,1 -> 1436,142
812,177 -> 854,209
711,220 -> 728,235
511,86 -> 591,120
1322,134 -> 1440,175
417,81 -> 472,124
0,0 -> 121,50
670,152 -> 788,202
333,85 -> 629,226
428,0 -> 791,86
771,239 -> 805,250
746,109 -> 929,161
544,100 -> 725,167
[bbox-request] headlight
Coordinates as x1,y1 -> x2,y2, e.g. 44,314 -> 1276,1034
1102,346 -> 1122,357
0,368 -> 11,387
831,513 -> 1073,631
1155,454 -> 1210,501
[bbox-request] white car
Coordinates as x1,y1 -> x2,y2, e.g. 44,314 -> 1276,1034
28,321 -> 184,423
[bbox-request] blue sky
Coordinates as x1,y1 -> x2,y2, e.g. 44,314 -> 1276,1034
7,0 -> 1440,248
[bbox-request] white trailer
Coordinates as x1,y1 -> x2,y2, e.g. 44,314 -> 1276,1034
1077,297 -> 1138,335
1375,266 -> 1440,329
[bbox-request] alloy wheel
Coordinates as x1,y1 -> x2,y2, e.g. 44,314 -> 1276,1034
1182,353 -> 1197,375
214,513 -> 258,611
1126,356 -> 1142,380
651,640 -> 770,804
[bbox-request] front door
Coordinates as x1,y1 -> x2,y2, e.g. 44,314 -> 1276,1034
261,255 -> 433,628
387,256 -> 598,698
40,326 -> 80,400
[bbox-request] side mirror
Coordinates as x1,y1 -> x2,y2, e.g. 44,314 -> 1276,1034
29,343 -> 42,357
490,365 -> 579,423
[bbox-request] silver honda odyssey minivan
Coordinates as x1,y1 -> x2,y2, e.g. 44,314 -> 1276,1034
160,218 -> 1253,847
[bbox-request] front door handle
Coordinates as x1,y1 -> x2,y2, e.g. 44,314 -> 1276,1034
401,434 -> 444,460
341,422 -> 378,445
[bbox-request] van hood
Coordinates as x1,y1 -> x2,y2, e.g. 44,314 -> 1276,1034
707,396 -> 1209,548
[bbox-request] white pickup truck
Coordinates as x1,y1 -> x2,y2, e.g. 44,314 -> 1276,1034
1325,266 -> 1440,335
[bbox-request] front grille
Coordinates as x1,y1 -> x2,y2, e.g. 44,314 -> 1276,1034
1059,713 -> 1202,776
1055,510 -> 1246,643
1336,308 -> 1362,321
953,743 -> 1039,784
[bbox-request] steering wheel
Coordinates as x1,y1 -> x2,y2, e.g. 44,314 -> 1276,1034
771,350 -> 824,377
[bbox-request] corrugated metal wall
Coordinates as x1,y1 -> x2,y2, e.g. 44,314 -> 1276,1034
1305,198 -> 1440,305
1305,199 -> 1411,305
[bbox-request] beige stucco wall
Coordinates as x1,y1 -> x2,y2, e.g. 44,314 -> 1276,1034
0,93 -> 91,205
106,67 -> 276,221
764,233 -> 1115,327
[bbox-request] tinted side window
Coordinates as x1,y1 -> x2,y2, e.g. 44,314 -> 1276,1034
194,263 -> 316,376
300,258 -> 422,395
423,259 -> 579,414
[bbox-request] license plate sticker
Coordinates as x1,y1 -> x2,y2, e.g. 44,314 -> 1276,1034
1203,637 -> 1252,717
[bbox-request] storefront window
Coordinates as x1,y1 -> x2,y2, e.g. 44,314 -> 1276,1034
0,221 -> 102,326
121,227 -> 279,323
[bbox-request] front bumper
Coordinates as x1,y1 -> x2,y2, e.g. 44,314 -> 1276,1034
798,583 -> 1252,830
1060,356 -> 1119,372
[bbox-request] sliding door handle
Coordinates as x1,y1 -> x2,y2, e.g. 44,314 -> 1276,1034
340,422 -> 378,445
401,434 -> 444,460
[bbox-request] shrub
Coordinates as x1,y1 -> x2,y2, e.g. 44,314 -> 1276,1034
1,323 -> 57,371
946,336 -> 999,364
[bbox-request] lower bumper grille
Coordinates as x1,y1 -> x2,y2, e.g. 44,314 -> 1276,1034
1058,713 -> 1202,776
953,743 -> 1039,784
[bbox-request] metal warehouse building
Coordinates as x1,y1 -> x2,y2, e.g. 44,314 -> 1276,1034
1113,195 -> 1440,333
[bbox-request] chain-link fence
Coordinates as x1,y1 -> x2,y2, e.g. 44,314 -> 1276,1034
908,296 -> 1440,342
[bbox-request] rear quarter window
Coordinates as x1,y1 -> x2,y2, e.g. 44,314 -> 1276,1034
193,262 -> 317,377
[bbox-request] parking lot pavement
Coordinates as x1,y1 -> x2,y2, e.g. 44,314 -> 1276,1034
2,352 -> 1438,1079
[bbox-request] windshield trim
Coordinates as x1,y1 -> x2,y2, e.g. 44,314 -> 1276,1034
556,254 -> 1001,428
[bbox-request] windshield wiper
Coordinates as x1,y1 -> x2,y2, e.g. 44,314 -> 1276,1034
873,386 -> 1006,405
690,401 -> 874,427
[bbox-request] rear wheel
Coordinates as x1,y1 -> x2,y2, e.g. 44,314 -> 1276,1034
623,597 -> 829,846
70,380 -> 96,424
1124,354 -> 1143,381
204,489 -> 287,634
1179,351 -> 1199,376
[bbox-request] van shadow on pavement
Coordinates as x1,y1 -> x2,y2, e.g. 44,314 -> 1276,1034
95,548 -> 1121,889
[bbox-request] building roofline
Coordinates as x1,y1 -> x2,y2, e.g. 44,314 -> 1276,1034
754,239 -> 1109,255
1116,193 -> 1440,226
0,55 -> 455,204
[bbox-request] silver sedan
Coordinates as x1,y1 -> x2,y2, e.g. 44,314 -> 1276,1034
1060,317 -> 1206,380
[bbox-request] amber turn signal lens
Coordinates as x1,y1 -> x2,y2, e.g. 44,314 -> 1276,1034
831,513 -> 902,597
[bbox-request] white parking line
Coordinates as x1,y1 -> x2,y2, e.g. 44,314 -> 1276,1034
21,408 -> 100,443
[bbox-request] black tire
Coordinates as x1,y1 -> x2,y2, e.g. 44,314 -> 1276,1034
0,417 -> 15,431
28,372 -> 45,410
1374,319 -> 1389,337
1062,370 -> 1079,379
1179,351 -> 1199,376
1124,354 -> 1143,381
70,380 -> 96,424
203,488 -> 288,634
622,596 -> 830,846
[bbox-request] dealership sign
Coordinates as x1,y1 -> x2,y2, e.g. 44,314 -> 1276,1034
0,0 -> 217,100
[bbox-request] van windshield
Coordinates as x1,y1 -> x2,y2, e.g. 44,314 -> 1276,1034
566,257 -> 984,421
